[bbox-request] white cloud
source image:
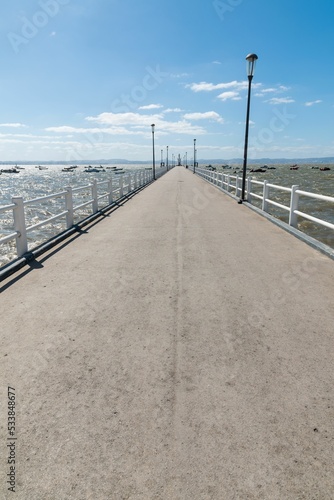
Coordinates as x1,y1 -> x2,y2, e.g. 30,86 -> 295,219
164,108 -> 183,113
260,88 -> 277,93
0,122 -> 27,128
85,112 -> 163,127
255,84 -> 291,97
183,111 -> 224,123
187,80 -> 248,92
45,125 -> 145,136
266,97 -> 295,105
305,100 -> 322,106
217,91 -> 241,101
186,80 -> 263,93
50,112 -> 207,136
138,103 -> 163,110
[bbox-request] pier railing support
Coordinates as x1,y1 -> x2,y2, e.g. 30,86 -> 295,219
108,179 -> 113,204
289,185 -> 300,227
12,197 -> 28,258
247,176 -> 252,204
119,176 -> 124,198
65,187 -> 74,228
91,179 -> 98,213
262,180 -> 269,212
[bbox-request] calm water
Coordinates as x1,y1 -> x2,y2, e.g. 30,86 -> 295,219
0,162 -> 333,267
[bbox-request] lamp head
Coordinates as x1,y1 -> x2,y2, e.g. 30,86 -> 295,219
246,53 -> 258,77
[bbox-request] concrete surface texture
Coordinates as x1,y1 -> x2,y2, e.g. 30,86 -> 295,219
0,166 -> 333,499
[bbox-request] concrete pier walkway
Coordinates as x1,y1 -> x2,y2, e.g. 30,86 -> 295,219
1,166 -> 334,499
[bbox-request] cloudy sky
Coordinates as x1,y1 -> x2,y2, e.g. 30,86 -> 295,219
1,0 -> 334,162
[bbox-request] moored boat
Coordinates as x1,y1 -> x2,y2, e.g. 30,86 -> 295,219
0,167 -> 20,174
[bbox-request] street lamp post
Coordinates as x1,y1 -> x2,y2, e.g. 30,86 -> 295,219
151,124 -> 156,180
239,53 -> 258,203
193,139 -> 196,174
166,146 -> 169,171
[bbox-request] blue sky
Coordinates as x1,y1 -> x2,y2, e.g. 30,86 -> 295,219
1,0 -> 334,162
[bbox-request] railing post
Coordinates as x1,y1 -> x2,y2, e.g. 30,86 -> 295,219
227,175 -> 231,193
12,196 -> 28,257
65,187 -> 74,228
247,176 -> 252,204
108,178 -> 113,204
236,175 -> 240,197
289,185 -> 300,227
119,175 -> 124,197
91,179 -> 98,213
262,180 -> 269,212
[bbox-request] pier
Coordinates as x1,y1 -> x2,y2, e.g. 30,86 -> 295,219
1,166 -> 334,499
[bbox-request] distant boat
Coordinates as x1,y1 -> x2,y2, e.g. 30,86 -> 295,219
290,164 -> 299,170
320,167 -> 331,171
250,167 -> 267,173
84,167 -> 101,173
1,167 -> 20,174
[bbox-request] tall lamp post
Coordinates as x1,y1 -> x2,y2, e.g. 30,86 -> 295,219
151,124 -> 156,180
239,53 -> 258,203
193,139 -> 196,174
166,146 -> 169,171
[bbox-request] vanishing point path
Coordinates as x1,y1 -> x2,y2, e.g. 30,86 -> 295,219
1,166 -> 334,499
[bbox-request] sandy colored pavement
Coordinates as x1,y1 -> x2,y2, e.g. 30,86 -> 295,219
0,166 -> 334,499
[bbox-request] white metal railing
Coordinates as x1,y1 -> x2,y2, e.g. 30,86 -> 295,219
0,168 -> 155,261
191,166 -> 334,237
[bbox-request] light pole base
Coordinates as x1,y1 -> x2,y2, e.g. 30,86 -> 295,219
238,199 -> 243,204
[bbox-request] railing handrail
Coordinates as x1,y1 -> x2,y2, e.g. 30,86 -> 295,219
1,166 -> 174,264
191,165 -> 334,244
296,189 -> 334,203
0,203 -> 16,214
24,191 -> 67,205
